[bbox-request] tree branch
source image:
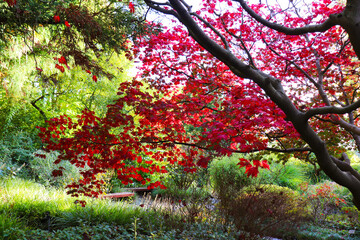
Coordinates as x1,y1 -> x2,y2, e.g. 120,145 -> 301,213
304,100 -> 360,120
190,12 -> 230,50
144,0 -> 179,17
236,0 -> 339,35
31,95 -> 48,122
331,155 -> 360,182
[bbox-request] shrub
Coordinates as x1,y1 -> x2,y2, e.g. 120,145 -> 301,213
300,181 -> 348,222
342,206 -> 360,226
149,157 -> 212,223
0,131 -> 37,165
29,150 -> 81,187
0,131 -> 37,179
219,184 -> 309,238
209,155 -> 253,202
148,184 -> 213,223
259,158 -> 311,190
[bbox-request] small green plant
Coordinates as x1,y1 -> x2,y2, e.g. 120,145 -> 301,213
0,131 -> 37,179
258,157 -> 311,190
0,212 -> 29,240
0,131 -> 38,165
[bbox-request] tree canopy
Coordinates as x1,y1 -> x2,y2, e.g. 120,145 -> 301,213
0,0 -> 153,133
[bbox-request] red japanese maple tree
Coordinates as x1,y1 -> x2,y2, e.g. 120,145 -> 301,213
37,0 -> 360,209
138,0 -> 360,209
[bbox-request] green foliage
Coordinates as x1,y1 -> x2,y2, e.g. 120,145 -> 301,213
209,154 -> 253,201
296,222 -> 360,240
0,177 -> 243,239
0,131 -> 39,179
0,178 -> 142,229
0,212 -> 29,240
0,99 -> 43,137
29,150 -> 81,187
258,153 -> 321,189
165,165 -> 199,191
341,206 -> 360,226
152,186 -> 212,223
0,131 -> 37,165
3,220 -> 242,240
163,159 -> 210,189
0,0 -> 156,156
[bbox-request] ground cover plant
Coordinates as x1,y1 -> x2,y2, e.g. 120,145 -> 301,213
0,178 -> 245,240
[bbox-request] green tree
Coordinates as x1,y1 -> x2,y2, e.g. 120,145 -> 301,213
0,0 -> 153,135
0,0 -> 155,178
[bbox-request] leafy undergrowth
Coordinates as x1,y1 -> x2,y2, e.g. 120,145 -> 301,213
0,178 -> 241,239
1,178 -> 359,240
296,222 -> 360,240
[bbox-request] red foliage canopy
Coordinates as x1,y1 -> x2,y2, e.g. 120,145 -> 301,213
38,0 -> 360,199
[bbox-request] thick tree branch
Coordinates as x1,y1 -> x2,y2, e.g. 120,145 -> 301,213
337,118 -> 360,136
304,100 -> 360,120
331,155 -> 360,182
236,0 -> 339,35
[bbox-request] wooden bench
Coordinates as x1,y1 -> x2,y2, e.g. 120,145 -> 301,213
99,187 -> 153,200
99,192 -> 134,199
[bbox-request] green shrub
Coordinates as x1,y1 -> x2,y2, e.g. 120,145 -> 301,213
0,131 -> 37,179
259,158 -> 310,190
209,155 -> 253,202
149,158 -> 212,223
29,150 -> 81,187
0,131 -> 38,163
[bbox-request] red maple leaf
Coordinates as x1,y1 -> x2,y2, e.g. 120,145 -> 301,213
55,64 -> 65,73
53,15 -> 60,23
129,2 -> 135,13
64,21 -> 71,28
